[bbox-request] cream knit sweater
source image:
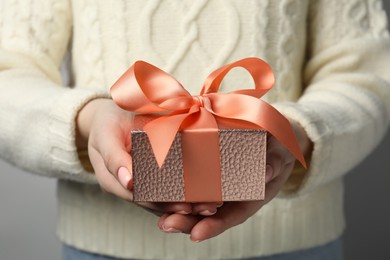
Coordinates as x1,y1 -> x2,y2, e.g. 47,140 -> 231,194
1,0 -> 390,259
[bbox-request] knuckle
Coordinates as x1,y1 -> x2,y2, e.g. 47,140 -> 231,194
285,160 -> 295,169
103,153 -> 118,176
205,218 -> 223,231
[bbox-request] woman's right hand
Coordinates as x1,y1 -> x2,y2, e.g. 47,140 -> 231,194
76,98 -> 219,218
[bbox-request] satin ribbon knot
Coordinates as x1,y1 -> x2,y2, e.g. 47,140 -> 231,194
192,95 -> 206,107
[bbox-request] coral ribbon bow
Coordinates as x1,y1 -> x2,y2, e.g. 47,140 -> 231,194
111,57 -> 306,169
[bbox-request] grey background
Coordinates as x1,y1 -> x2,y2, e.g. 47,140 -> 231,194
1,4 -> 390,260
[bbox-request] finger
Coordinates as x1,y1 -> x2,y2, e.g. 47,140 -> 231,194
265,154 -> 282,183
265,164 -> 274,183
191,203 -> 220,216
189,162 -> 296,242
266,136 -> 295,183
117,166 -> 133,190
91,127 -> 133,190
158,213 -> 201,234
140,207 -> 165,217
89,145 -> 133,201
189,201 -> 263,242
263,168 -> 291,203
263,161 -> 295,199
157,214 -> 170,230
136,202 -> 192,215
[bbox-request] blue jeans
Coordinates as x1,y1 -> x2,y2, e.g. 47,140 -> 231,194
63,237 -> 343,260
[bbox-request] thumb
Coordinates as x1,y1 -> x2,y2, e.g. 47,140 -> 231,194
93,129 -> 133,190
117,166 -> 133,190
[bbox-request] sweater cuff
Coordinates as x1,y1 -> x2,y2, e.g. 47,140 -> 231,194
49,87 -> 111,184
272,102 -> 333,196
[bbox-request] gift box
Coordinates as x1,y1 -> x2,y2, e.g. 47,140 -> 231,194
131,115 -> 267,202
111,57 -> 306,203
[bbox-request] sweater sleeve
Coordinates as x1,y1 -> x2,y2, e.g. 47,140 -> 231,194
274,0 -> 390,195
0,0 -> 109,183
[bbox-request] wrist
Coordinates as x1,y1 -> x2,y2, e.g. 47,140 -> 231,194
282,119 -> 313,193
290,119 -> 312,158
76,98 -> 110,149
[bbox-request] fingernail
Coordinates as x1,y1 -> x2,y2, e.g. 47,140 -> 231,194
199,210 -> 216,216
118,167 -> 132,189
162,226 -> 181,233
217,202 -> 224,208
265,164 -> 273,183
190,237 -> 202,243
177,210 -> 191,215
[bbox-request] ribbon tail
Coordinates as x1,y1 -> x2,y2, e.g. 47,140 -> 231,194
208,94 -> 307,168
259,104 -> 307,168
143,109 -> 198,168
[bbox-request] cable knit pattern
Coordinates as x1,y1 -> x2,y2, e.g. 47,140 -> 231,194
0,0 -> 110,183
98,0 -> 129,84
253,1 -> 268,60
1,0 -> 68,82
308,0 -> 389,55
1,0 -> 390,259
275,0 -> 306,101
162,0 -> 209,72
252,0 -> 272,102
76,0 -> 106,88
137,0 -> 241,85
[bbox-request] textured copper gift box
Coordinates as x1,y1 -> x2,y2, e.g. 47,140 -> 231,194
132,116 -> 266,202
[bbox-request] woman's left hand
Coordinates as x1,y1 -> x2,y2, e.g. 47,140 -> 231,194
157,119 -> 312,242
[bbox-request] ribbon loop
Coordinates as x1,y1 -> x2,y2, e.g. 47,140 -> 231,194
201,57 -> 275,98
111,61 -> 192,113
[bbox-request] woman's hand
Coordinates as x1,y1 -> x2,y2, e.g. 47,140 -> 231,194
158,119 -> 312,241
76,99 -> 210,215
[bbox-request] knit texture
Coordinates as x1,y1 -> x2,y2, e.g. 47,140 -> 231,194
1,0 -> 390,259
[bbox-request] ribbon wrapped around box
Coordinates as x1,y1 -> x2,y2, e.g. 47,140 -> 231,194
110,57 -> 306,202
